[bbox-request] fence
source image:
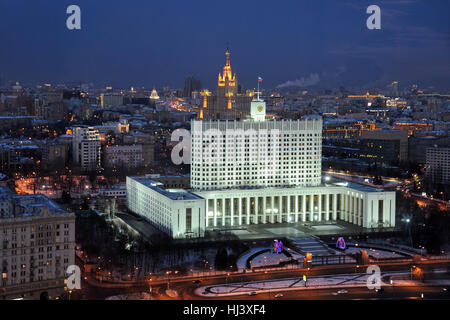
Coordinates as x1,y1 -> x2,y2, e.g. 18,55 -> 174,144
89,254 -> 450,285
312,255 -> 356,266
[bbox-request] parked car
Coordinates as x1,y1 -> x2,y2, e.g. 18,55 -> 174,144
192,280 -> 201,284
274,293 -> 284,298
337,289 -> 348,294
248,292 -> 257,296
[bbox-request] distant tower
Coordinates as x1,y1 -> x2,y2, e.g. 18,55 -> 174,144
391,81 -> 399,97
150,87 -> 160,100
183,76 -> 202,98
201,47 -> 252,120
217,46 -> 237,98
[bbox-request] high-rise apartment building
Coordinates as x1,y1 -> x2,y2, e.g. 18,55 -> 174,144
72,126 -> 101,171
426,147 -> 450,185
183,76 -> 202,98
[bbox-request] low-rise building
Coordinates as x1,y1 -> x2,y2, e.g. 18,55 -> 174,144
104,144 -> 143,168
126,176 -> 396,239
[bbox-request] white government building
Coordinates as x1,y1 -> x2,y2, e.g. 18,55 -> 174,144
127,97 -> 396,239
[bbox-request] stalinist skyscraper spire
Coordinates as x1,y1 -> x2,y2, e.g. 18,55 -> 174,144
217,46 -> 237,89
200,47 -> 252,120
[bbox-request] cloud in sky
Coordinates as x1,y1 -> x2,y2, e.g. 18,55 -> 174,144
276,73 -> 320,89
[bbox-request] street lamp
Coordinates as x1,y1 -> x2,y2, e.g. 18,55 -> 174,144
166,271 -> 171,290
410,265 -> 416,280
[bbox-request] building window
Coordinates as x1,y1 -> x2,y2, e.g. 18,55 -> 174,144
186,208 -> 192,233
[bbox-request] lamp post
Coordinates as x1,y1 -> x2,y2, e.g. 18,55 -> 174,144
166,271 -> 171,290
410,265 -> 416,281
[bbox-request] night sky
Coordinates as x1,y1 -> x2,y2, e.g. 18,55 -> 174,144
0,0 -> 449,90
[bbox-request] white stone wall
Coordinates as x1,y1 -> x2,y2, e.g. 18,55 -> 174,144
191,118 -> 322,190
126,177 -> 205,239
193,186 -> 396,229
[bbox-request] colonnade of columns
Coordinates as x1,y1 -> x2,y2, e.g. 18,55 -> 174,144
205,192 -> 364,228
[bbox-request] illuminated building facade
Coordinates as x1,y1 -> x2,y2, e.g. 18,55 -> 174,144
100,92 -> 124,107
199,48 -> 253,120
392,121 -> 433,137
126,176 -> 205,238
190,117 -> 322,190
149,88 -> 160,100
72,126 -> 101,171
0,187 -> 75,300
127,100 -> 396,238
323,119 -> 377,139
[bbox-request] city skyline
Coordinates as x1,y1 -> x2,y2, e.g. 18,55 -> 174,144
0,0 -> 449,304
0,0 -> 449,90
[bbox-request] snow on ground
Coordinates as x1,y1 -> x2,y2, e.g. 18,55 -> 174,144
231,229 -> 253,236
236,247 -> 268,269
345,246 -> 406,258
250,252 -> 294,268
237,247 -> 304,269
106,292 -> 152,300
289,237 -> 333,255
165,289 -> 179,298
265,227 -> 305,236
195,271 -> 411,297
310,225 -> 344,231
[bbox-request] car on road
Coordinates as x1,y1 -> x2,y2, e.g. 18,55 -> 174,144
192,280 -> 201,284
375,287 -> 384,294
248,292 -> 257,296
337,289 -> 348,294
274,293 -> 284,298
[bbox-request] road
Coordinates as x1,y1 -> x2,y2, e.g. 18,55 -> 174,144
198,284 -> 450,300
78,259 -> 450,300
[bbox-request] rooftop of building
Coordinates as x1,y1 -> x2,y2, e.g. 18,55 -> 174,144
329,177 -> 384,193
129,177 -> 202,201
145,174 -> 190,179
188,176 -> 383,194
0,186 -> 68,218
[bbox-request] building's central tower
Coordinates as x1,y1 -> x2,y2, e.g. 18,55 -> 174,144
200,48 -> 252,120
